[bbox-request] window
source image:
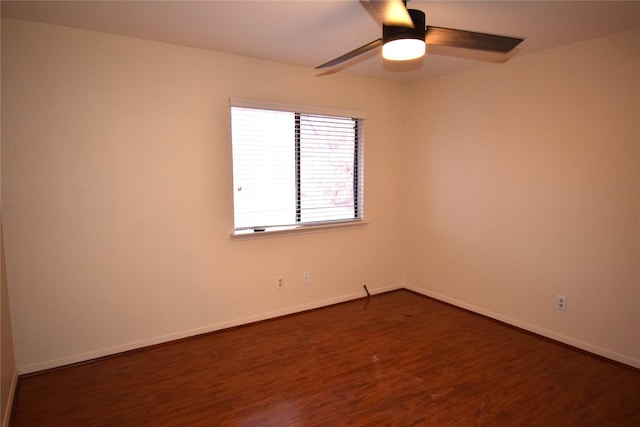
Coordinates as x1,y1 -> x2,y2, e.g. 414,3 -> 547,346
230,98 -> 365,234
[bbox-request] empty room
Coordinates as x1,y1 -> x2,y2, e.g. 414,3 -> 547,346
1,1 -> 639,425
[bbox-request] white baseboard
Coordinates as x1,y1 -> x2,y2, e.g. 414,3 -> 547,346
18,283 -> 403,375
21,282 -> 636,375
404,284 -> 640,370
2,369 -> 18,427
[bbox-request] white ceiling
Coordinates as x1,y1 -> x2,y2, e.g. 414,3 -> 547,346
2,1 -> 639,82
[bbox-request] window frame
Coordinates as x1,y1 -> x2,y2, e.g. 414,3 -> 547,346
229,98 -> 366,238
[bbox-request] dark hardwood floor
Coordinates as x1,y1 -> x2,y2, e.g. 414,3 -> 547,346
11,289 -> 640,426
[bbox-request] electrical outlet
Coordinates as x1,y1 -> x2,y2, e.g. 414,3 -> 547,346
303,272 -> 310,285
277,276 -> 284,289
556,295 -> 567,311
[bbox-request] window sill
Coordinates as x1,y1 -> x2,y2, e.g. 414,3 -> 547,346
230,220 -> 368,240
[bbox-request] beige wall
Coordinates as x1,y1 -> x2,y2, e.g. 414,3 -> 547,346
1,19 -> 407,372
404,28 -> 640,366
2,18 -> 639,373
1,15 -> 19,426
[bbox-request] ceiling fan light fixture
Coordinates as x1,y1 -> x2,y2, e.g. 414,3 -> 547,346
381,8 -> 426,61
316,3 -> 524,71
382,38 -> 425,61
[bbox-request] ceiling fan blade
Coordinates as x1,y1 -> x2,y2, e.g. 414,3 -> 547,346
425,26 -> 523,53
368,0 -> 414,27
316,38 -> 383,69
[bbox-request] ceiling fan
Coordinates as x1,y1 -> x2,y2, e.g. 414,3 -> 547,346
316,0 -> 524,69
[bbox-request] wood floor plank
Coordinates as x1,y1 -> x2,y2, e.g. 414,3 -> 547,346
10,290 -> 640,426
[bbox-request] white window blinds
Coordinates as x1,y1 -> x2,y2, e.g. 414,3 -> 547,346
230,99 -> 364,232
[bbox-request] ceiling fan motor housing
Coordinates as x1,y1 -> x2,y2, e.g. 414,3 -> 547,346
383,9 -> 426,43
